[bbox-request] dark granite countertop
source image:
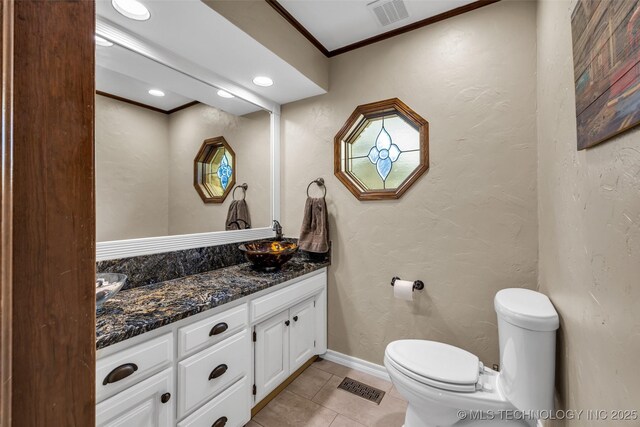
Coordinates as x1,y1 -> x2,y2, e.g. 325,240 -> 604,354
96,258 -> 329,350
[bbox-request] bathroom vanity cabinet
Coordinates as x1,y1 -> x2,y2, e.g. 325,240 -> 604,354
252,271 -> 326,402
95,268 -> 327,427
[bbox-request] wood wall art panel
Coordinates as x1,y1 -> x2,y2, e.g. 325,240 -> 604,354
571,0 -> 640,149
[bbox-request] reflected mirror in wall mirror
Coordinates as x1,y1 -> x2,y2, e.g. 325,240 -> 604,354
335,98 -> 429,200
95,42 -> 272,243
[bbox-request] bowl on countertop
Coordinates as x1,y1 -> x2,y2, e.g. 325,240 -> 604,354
239,241 -> 298,270
96,273 -> 127,310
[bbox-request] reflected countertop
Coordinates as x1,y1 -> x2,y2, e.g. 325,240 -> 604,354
96,257 -> 329,350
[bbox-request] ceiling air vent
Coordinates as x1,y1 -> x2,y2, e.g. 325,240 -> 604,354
367,0 -> 409,27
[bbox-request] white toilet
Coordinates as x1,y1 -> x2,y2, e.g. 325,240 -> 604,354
384,288 -> 559,427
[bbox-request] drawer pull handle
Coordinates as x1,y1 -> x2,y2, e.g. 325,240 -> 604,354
209,322 -> 228,336
103,363 -> 138,385
208,364 -> 228,380
212,416 -> 228,427
293,316 -> 299,322
285,320 -> 290,326
160,392 -> 171,403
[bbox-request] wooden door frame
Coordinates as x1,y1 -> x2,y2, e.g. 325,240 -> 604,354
1,0 -> 14,424
3,1 -> 96,425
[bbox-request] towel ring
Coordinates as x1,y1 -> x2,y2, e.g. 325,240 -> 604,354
306,178 -> 326,198
232,183 -> 248,201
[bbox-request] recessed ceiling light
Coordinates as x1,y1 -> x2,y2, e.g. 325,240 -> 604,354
148,89 -> 165,97
252,76 -> 273,87
95,35 -> 113,47
112,0 -> 150,21
217,89 -> 234,99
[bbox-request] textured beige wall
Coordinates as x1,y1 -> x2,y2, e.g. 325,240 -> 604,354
536,1 -> 640,424
281,0 -> 538,366
168,104 -> 271,235
95,95 -> 170,241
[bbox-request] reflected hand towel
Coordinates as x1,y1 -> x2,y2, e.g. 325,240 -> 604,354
226,200 -> 251,230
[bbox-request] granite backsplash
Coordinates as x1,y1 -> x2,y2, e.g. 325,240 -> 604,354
97,238 -> 329,290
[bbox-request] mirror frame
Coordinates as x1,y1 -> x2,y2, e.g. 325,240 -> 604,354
95,19 -> 280,261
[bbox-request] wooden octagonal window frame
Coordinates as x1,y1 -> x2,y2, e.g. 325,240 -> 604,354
334,98 -> 429,201
193,136 -> 236,204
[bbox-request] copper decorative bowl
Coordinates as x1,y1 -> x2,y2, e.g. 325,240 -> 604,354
239,241 -> 298,270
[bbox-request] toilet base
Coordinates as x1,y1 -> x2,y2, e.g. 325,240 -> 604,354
403,402 -> 459,427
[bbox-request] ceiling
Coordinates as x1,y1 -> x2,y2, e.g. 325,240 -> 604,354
276,0 -> 478,52
95,0 -> 326,113
96,42 -> 259,115
96,49 -> 193,112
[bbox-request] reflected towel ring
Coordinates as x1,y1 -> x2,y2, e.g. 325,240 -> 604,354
306,178 -> 326,198
232,183 -> 248,201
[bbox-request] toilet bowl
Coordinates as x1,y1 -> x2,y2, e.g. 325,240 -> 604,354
384,288 -> 559,427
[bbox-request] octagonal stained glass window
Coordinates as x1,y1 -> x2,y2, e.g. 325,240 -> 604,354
335,98 -> 429,200
194,136 -> 235,203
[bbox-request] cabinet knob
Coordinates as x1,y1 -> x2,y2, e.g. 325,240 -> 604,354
212,416 -> 228,427
103,363 -> 138,385
293,316 -> 298,322
160,393 -> 171,404
285,320 -> 290,326
208,364 -> 228,380
209,322 -> 228,336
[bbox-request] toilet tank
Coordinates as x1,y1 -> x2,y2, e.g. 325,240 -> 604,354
494,288 -> 559,412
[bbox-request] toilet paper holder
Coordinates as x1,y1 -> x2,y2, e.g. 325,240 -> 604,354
390,276 -> 424,291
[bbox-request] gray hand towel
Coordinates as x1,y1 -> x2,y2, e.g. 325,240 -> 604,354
299,197 -> 329,253
226,200 -> 251,230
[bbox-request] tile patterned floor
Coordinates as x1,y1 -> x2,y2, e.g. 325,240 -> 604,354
248,359 -> 408,427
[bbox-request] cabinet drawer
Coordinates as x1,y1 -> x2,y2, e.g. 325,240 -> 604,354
250,271 -> 325,323
96,368 -> 173,427
178,304 -> 248,358
177,330 -> 250,417
177,377 -> 250,427
97,333 -> 173,403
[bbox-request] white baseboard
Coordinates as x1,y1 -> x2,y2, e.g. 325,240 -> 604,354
321,349 -> 390,381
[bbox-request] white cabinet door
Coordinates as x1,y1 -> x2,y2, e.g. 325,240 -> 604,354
96,368 -> 173,427
289,298 -> 316,372
254,310 -> 290,402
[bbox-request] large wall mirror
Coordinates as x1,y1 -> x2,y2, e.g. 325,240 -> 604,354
95,10 -> 280,260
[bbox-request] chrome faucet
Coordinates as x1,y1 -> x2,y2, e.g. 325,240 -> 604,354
272,220 -> 283,241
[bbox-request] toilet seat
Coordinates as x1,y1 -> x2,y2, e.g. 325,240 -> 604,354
385,340 -> 481,393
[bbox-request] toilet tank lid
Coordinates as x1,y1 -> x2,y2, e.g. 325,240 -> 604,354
494,288 -> 559,331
